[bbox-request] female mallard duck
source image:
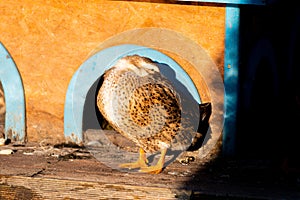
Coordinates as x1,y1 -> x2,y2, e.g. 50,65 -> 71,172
97,54 -> 199,174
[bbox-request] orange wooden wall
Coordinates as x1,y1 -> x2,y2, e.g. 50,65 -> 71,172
0,0 -> 225,144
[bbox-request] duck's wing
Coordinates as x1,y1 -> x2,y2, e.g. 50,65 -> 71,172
98,66 -> 183,152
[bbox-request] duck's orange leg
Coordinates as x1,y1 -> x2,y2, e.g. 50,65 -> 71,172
119,148 -> 149,169
139,148 -> 167,174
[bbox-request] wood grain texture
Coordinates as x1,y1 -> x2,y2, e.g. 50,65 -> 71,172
0,142 -> 221,199
0,176 -> 191,199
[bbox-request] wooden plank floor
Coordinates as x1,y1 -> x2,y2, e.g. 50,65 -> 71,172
1,141 -> 300,200
0,140 -> 216,199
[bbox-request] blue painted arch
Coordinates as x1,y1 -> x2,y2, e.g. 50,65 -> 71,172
0,42 -> 26,142
64,44 -> 201,143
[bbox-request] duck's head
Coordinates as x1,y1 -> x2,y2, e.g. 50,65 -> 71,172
115,55 -> 160,77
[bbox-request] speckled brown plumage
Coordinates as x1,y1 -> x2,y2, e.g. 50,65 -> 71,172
96,55 -> 199,173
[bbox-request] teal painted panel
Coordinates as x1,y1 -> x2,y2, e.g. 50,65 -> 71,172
223,6 -> 240,155
0,42 -> 26,142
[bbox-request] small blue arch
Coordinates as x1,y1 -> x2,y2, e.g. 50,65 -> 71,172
64,44 -> 201,143
0,42 -> 26,142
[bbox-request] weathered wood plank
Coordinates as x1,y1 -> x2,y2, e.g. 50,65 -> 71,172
0,142 -> 214,189
0,176 -> 191,200
0,149 -> 197,199
1,145 -> 300,199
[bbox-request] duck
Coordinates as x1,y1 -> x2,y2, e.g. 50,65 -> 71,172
96,54 -> 200,174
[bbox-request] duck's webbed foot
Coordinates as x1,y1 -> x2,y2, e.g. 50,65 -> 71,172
139,148 -> 167,174
119,148 -> 149,169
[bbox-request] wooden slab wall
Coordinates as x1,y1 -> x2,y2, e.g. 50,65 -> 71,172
0,0 -> 225,144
